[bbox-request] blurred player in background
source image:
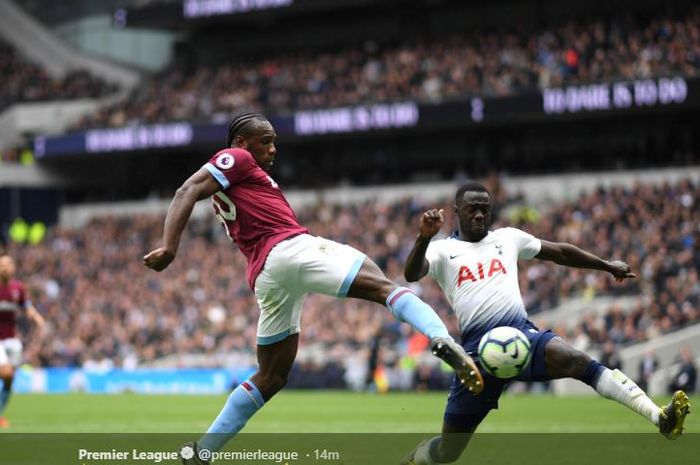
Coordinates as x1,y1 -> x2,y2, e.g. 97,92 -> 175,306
143,112 -> 483,463
0,254 -> 45,428
400,183 -> 691,465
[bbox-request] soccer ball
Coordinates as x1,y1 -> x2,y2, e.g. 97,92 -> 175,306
477,326 -> 532,379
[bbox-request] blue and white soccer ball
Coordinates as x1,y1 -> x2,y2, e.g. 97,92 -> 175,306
477,326 -> 532,379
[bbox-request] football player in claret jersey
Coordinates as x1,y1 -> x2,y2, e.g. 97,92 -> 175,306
0,254 -> 45,428
143,113 -> 483,463
400,183 -> 690,465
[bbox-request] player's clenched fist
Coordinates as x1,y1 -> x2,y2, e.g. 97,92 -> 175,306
143,247 -> 176,272
419,208 -> 444,239
607,260 -> 636,282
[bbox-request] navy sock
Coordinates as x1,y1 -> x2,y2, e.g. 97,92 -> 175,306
581,360 -> 605,387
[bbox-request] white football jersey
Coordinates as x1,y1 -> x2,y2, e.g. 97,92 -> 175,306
425,227 -> 541,333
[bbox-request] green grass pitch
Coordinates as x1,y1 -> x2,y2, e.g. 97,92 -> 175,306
2,391 -> 696,433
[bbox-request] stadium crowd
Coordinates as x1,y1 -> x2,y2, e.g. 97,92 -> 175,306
73,8 -> 700,129
519,180 -> 700,348
0,39 -> 117,111
4,178 -> 699,389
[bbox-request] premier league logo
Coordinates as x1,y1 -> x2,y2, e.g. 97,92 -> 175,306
215,153 -> 235,170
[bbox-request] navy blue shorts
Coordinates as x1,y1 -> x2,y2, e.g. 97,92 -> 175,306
444,316 -> 558,429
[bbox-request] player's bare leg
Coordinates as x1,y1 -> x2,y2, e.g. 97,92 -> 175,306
544,337 -> 689,438
401,422 -> 476,465
190,335 -> 299,463
0,364 -> 14,428
347,258 -> 483,394
250,333 -> 299,399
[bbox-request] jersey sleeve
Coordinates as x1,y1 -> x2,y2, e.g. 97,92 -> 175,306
425,240 -> 445,280
204,148 -> 256,190
507,227 -> 542,260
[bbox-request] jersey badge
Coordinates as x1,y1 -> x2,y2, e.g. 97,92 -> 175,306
215,153 -> 235,170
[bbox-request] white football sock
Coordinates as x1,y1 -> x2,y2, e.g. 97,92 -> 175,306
413,437 -> 440,465
594,368 -> 660,425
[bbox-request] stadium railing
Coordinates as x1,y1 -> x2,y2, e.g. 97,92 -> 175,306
531,296 -> 641,332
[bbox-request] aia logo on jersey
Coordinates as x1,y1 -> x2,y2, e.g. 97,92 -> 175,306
215,153 -> 235,170
457,259 -> 507,287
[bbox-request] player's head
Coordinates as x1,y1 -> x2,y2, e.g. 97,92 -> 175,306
227,112 -> 277,171
0,254 -> 15,281
454,182 -> 491,242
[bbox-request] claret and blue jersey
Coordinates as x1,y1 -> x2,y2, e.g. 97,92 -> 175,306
204,148 -> 308,289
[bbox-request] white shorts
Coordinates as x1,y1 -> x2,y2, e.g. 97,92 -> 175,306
254,234 -> 366,345
0,338 -> 23,367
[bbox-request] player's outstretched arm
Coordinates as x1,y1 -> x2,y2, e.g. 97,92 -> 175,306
536,240 -> 636,282
404,208 -> 444,282
26,305 -> 45,329
143,168 -> 221,272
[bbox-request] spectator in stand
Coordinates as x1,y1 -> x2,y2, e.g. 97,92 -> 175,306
669,346 -> 697,394
2,178 -> 699,389
638,349 -> 659,392
72,8 -> 700,130
365,328 -> 383,390
0,39 -> 117,112
0,148 -> 19,164
600,341 -> 623,371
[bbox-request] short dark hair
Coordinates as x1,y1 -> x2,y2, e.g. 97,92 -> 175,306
455,182 -> 490,203
226,112 -> 268,147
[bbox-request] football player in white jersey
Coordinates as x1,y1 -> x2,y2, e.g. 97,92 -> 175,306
400,182 -> 690,465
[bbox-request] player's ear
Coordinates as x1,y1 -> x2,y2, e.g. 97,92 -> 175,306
232,134 -> 247,149
453,204 -> 459,214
